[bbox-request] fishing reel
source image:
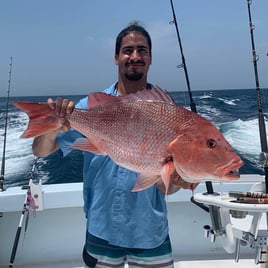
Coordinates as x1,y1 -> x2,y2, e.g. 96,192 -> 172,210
0,175 -> 4,192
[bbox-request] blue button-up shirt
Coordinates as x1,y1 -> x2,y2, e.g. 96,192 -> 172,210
56,82 -> 168,248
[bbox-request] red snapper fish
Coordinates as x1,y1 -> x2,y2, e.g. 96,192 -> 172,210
13,86 -> 243,192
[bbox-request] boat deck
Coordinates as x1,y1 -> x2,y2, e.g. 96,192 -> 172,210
175,259 -> 261,267
6,259 -> 261,268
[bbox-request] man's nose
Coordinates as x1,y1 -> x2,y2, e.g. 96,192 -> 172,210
130,49 -> 140,60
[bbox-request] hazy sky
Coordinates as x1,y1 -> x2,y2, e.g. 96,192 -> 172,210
0,0 -> 268,97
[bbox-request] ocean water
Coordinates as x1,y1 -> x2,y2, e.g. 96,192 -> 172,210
0,88 -> 267,188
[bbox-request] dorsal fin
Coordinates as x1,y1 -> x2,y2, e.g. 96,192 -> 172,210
87,85 -> 175,107
122,85 -> 176,105
88,92 -> 119,107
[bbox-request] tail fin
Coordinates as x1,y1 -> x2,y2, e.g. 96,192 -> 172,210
13,102 -> 62,138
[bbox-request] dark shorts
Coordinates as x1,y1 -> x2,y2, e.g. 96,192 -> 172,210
83,233 -> 174,268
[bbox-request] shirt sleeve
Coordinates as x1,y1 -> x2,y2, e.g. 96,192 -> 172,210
56,129 -> 84,156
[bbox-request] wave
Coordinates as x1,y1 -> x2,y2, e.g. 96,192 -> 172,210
220,118 -> 264,173
217,97 -> 240,106
198,92 -> 213,100
197,93 -> 240,106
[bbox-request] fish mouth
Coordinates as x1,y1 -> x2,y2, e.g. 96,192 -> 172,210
215,159 -> 244,180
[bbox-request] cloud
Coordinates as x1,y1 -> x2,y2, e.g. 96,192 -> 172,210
147,20 -> 176,46
87,35 -> 94,41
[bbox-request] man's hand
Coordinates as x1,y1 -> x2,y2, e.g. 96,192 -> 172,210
32,97 -> 75,157
157,170 -> 199,195
47,97 -> 75,132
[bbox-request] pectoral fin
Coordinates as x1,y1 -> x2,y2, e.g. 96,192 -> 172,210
132,174 -> 160,192
69,137 -> 107,155
132,161 -> 175,194
160,161 -> 175,195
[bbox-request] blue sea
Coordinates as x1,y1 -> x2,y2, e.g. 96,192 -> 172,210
0,88 -> 267,188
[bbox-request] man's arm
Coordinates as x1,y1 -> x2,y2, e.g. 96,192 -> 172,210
32,97 -> 74,157
32,130 -> 61,157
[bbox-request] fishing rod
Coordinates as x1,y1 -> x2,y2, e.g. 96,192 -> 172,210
9,158 -> 38,268
169,0 -> 196,113
0,56 -> 13,192
246,0 -> 268,193
169,0 -> 214,196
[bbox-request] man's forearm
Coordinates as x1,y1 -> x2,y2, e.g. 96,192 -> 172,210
32,130 -> 60,157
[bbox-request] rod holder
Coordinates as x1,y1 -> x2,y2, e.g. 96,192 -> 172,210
209,205 -> 224,236
29,179 -> 43,211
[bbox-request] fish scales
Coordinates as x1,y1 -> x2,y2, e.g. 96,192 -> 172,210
68,100 -> 180,173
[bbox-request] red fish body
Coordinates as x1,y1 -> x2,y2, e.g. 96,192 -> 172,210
13,87 -> 244,192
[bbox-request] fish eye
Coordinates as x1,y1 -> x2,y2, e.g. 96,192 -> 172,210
207,139 -> 217,148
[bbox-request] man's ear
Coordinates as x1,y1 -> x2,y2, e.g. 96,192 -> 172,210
114,54 -> 119,65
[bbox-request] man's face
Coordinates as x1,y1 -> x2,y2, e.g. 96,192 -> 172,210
115,32 -> 152,81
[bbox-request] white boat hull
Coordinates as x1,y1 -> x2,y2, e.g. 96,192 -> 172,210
0,175 -> 265,267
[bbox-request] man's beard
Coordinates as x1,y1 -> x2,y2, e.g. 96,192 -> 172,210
125,72 -> 144,81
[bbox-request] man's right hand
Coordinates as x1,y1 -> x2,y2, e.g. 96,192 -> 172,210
47,97 -> 74,132
32,98 -> 74,157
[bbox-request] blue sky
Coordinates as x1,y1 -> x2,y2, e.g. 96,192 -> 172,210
0,0 -> 268,97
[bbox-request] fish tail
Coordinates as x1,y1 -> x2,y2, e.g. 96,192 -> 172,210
13,101 -> 63,138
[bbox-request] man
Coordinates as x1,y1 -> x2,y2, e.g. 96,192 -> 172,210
32,22 -> 196,268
